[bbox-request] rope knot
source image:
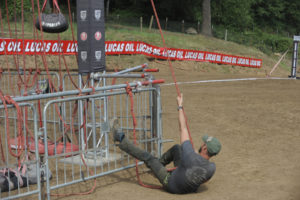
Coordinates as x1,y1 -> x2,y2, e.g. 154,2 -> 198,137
4,95 -> 13,104
125,82 -> 132,94
78,88 -> 84,96
90,86 -> 96,95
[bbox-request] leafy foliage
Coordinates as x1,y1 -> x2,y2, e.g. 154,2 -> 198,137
0,0 -> 32,20
212,0 -> 255,30
2,0 -> 299,35
0,0 -> 298,54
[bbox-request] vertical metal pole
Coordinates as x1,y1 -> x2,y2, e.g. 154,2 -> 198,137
158,87 -> 163,157
43,108 -> 50,200
78,74 -> 85,150
290,41 -> 298,78
32,105 -> 42,200
150,84 -> 155,154
91,73 -> 97,170
154,85 -> 162,157
103,73 -> 109,159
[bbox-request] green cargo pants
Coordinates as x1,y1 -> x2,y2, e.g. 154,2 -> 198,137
118,138 -> 182,188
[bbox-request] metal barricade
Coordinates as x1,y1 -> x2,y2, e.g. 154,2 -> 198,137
0,103 -> 41,200
42,82 -> 163,199
0,68 -> 164,199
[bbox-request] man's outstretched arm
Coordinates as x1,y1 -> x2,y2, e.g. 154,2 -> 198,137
177,94 -> 189,144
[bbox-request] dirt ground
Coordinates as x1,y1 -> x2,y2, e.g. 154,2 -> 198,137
38,60 -> 299,200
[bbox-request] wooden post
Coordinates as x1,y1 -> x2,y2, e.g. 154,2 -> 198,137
117,14 -> 120,24
149,15 -> 154,31
182,20 -> 185,33
197,21 -> 200,34
106,0 -> 110,17
140,17 -> 143,32
72,12 -> 75,22
225,29 -> 228,41
165,17 -> 168,30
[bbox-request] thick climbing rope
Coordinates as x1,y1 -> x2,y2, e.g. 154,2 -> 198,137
149,0 -> 194,148
126,83 -> 162,189
34,0 -> 82,138
0,90 -> 25,164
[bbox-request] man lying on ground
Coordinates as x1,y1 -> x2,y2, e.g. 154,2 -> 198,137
112,93 -> 221,194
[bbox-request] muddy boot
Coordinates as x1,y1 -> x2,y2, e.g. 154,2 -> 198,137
159,144 -> 182,167
110,118 -> 125,142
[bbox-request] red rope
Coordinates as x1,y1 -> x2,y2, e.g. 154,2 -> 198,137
1,0 -> 189,194
149,0 -> 194,148
0,91 -> 24,159
4,0 -> 22,96
67,0 -> 80,68
34,0 -> 80,138
126,83 -> 162,189
21,0 -> 29,97
41,0 -> 48,12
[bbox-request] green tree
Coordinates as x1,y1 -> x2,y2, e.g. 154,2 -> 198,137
282,0 -> 300,34
0,0 -> 32,20
251,0 -> 285,30
212,0 -> 254,30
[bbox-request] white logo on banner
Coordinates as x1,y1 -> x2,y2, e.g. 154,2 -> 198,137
80,10 -> 87,21
95,10 -> 101,21
81,51 -> 87,61
95,51 -> 101,61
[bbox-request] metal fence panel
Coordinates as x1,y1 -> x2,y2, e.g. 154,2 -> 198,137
41,82 -> 162,199
0,103 -> 41,200
0,69 -> 163,199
